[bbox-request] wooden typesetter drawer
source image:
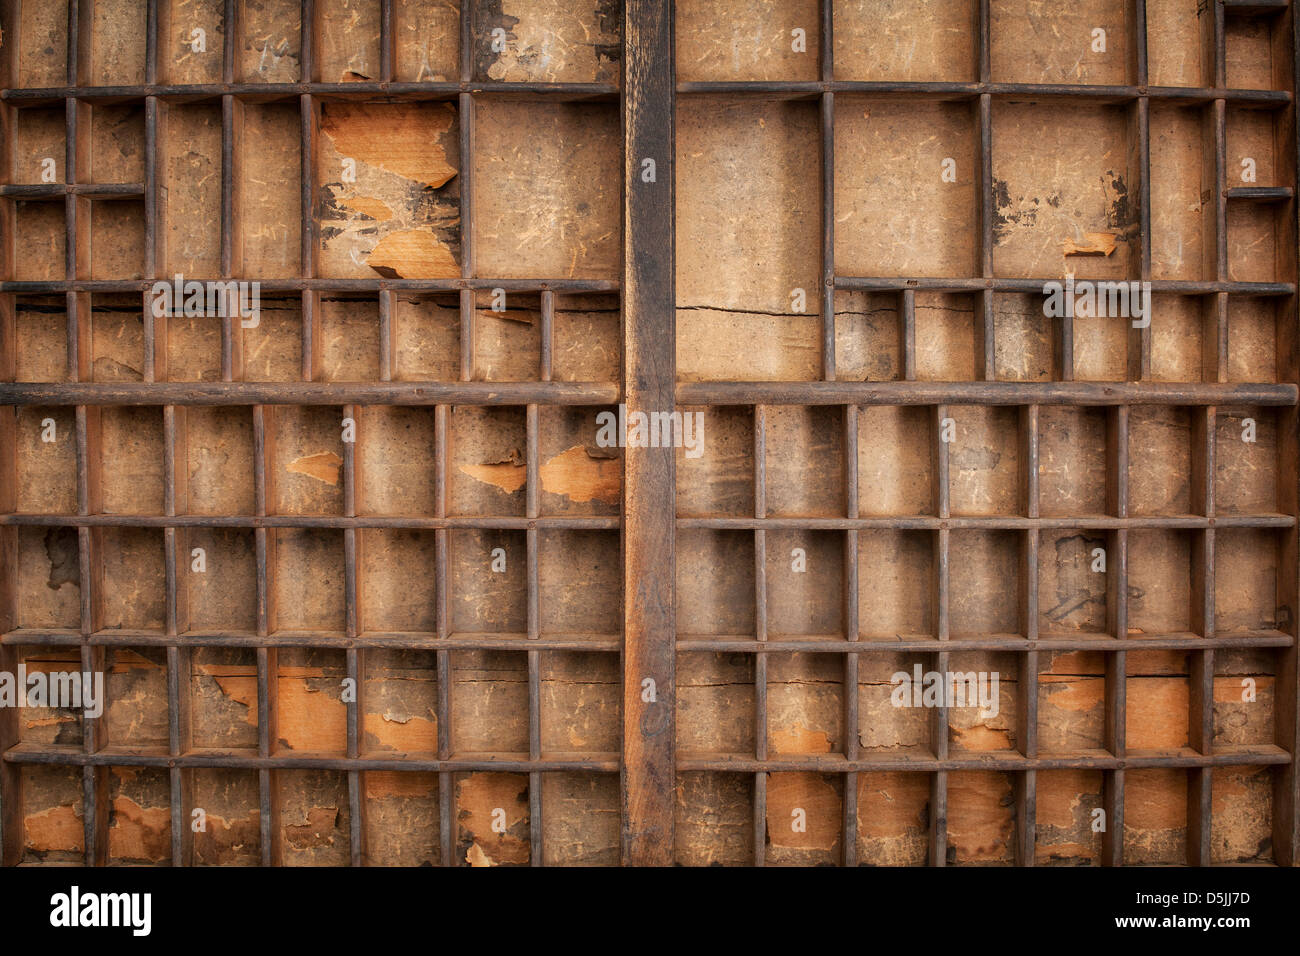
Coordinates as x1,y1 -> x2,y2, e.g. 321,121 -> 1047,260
0,0 -> 1297,867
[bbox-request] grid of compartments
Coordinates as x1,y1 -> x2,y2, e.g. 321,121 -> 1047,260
0,0 -> 626,866
673,0 -> 1300,865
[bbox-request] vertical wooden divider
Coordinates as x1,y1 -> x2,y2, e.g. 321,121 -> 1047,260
620,0 -> 676,865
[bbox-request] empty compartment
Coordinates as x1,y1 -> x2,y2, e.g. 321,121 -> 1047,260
1039,406 -> 1109,516
106,766 -> 171,864
239,0 -> 302,82
16,526 -> 82,630
834,0 -> 976,82
1225,9 -> 1292,91
19,765 -> 84,863
764,405 -> 845,517
992,103 -> 1137,281
674,772 -> 754,866
88,199 -> 146,279
1035,769 -> 1104,864
238,101 -> 302,277
1128,406 -> 1193,515
241,295 -> 304,381
12,200 -> 66,281
1215,406 -> 1278,514
835,99 -> 977,279
767,652 -> 843,755
993,294 -> 1053,381
835,291 -> 902,382
15,646 -> 84,746
191,768 -> 260,865
90,292 -> 145,381
359,529 -> 439,632
10,106 -> 65,185
1123,769 -> 1187,862
97,406 -> 165,515
1210,765 -> 1274,864
317,293 -> 379,381
1212,646 -> 1277,748
948,405 -> 1021,516
991,0 -> 1131,85
163,311 -> 222,381
163,103 -> 222,276
1071,308 -> 1129,381
676,0 -> 818,82
764,530 -> 844,636
476,100 -> 619,279
271,529 -> 346,632
856,771 -> 931,865
915,293 -> 979,382
677,652 -> 755,755
949,531 -> 1022,637
552,293 -> 620,382
1227,200 -> 1286,284
946,770 -> 1015,864
362,650 -> 439,753
1146,0 -> 1209,88
1037,649 -> 1107,752
449,529 -> 526,634
14,0 -> 69,88
364,771 -> 441,865
454,771 -> 530,866
160,0 -> 226,84
1227,296 -> 1279,383
394,0 -> 459,81
1127,529 -> 1195,635
97,527 -> 167,631
473,290 -> 541,381
278,770 -> 350,865
538,406 -> 621,517
105,647 -> 170,748
474,0 -> 620,83
270,405 -> 346,515
391,293 -> 459,381
1037,530 -> 1111,636
857,405 -> 934,515
856,653 -> 931,754
540,773 -> 620,865
448,405 -> 526,516
765,772 -> 844,866
317,101 -> 460,279
316,0 -> 381,82
1149,104 -> 1211,282
1149,295 -> 1210,382
181,406 -> 255,515
13,295 -> 68,382
676,528 -> 756,637
357,406 -> 437,516
276,648 -> 348,753
675,406 -> 755,518
858,531 -> 935,640
189,647 -> 259,748
540,651 -> 621,755
450,651 -> 529,753
14,406 -> 77,514
87,0 -> 148,86
539,530 -> 620,634
1215,528 -> 1279,634
946,650 -> 1018,754
677,98 -> 821,382
184,530 -> 258,632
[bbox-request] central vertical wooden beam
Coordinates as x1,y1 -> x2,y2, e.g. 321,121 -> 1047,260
621,0 -> 675,866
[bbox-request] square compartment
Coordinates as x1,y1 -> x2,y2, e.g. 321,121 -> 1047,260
915,293 -> 979,381
1127,529 -> 1195,634
316,0 -> 381,82
13,201 -> 66,281
276,648 -> 348,753
105,647 -> 170,748
857,406 -> 935,516
1149,295 -> 1209,382
764,405 -> 845,517
449,529 -> 526,634
834,0 -> 976,82
1212,646 -> 1277,748
1123,769 -> 1187,863
1038,650 -> 1107,752
948,405 -> 1021,516
1037,530 -> 1111,636
1215,406 -> 1278,514
362,650 -> 439,754
993,294 -> 1053,381
19,765 -> 84,863
946,650 -> 1019,754
539,530 -> 620,634
363,771 -> 441,865
540,651 -> 621,754
674,772 -> 754,866
677,652 -> 755,754
15,645 -> 84,744
1225,10 -> 1291,91
946,770 -> 1015,864
473,290 -> 541,381
11,106 -> 65,185
552,293 -> 620,382
1210,765 -> 1273,863
87,0 -> 148,86
676,529 -> 756,637
856,771 -> 931,865
540,773 -> 620,865
359,529 -> 439,633
241,296 -> 304,381
278,770 -> 350,865
16,526 -> 82,629
454,771 -> 531,866
160,0 -> 226,84
270,405 -> 345,516
271,529 -> 346,632
992,103 -> 1136,281
317,294 -> 379,381
1035,769 -> 1104,864
676,0 -> 819,82
1039,406 -> 1109,516
90,293 -> 145,382
1214,528 -> 1279,634
14,0 -> 69,88
239,0 -> 302,82
765,530 -> 844,636
88,103 -> 146,183
835,291 -> 902,382
391,293 -> 459,381
767,653 -> 844,756
448,405 -> 526,516
189,647 -> 259,748
357,406 -> 437,516
949,531 -> 1022,637
13,295 -> 69,382
191,768 -> 260,865
1128,406 -> 1193,515
1146,0 -> 1209,88
835,99 -> 977,279
164,312 -> 222,382
675,406 -> 755,518
1227,297 -> 1279,383
858,531 -> 935,640
181,406 -> 255,515
394,0 -> 458,82
450,652 -> 529,753
106,766 -> 171,864
317,100 -> 460,279
856,653 -> 932,753
183,528 -> 258,632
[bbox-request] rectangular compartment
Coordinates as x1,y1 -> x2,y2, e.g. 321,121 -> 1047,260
449,529 -> 526,634
275,648 -> 348,753
475,0 -> 620,84
189,647 -> 259,748
834,0 -> 976,82
238,101 -> 302,277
